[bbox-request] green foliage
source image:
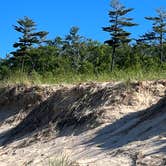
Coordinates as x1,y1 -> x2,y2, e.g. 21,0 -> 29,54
48,155 -> 77,166
0,4 -> 166,84
1,67 -> 166,85
11,16 -> 48,57
10,16 -> 49,75
103,0 -> 137,71
138,8 -> 166,63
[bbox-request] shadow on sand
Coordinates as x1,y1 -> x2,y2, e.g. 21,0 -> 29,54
85,96 -> 166,154
0,85 -> 165,157
0,85 -> 114,146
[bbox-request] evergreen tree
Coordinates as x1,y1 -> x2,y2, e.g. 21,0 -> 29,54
63,26 -> 85,71
11,16 -> 48,57
46,36 -> 63,48
136,32 -> 157,59
145,8 -> 166,63
137,32 -> 156,45
103,0 -> 137,71
10,16 -> 48,72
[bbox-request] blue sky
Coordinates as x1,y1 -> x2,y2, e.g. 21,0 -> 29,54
0,0 -> 166,57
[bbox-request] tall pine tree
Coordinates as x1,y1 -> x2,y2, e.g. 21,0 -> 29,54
103,0 -> 137,71
11,16 -> 48,72
12,16 -> 48,58
63,26 -> 85,71
145,8 -> 166,63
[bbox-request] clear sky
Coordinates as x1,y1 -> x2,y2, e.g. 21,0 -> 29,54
0,0 -> 166,57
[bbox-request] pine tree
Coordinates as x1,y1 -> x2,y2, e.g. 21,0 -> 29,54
11,16 -> 48,57
137,32 -> 156,45
63,26 -> 85,71
10,16 -> 48,72
145,8 -> 166,63
103,0 -> 137,71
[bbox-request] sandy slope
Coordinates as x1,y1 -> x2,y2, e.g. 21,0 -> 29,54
0,81 -> 165,166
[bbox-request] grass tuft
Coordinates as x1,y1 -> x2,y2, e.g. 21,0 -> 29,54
48,155 -> 78,166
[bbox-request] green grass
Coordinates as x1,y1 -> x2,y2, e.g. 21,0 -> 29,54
1,69 -> 166,85
48,155 -> 77,166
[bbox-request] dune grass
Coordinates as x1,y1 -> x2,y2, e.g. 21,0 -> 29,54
1,68 -> 166,85
48,155 -> 77,166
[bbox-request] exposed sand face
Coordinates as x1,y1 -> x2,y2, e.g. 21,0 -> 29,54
0,81 -> 165,166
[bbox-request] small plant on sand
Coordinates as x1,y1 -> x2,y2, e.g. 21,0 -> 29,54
48,155 -> 78,166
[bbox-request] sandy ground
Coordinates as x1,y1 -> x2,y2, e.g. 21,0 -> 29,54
0,81 -> 165,166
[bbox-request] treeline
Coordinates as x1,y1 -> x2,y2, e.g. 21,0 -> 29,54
0,0 -> 166,81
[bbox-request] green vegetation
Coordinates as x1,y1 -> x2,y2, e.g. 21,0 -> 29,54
2,69 -> 166,85
0,0 -> 166,84
138,8 -> 166,64
48,155 -> 77,166
103,0 -> 137,71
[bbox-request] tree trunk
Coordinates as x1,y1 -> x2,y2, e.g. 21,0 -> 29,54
160,32 -> 163,64
111,46 -> 116,72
